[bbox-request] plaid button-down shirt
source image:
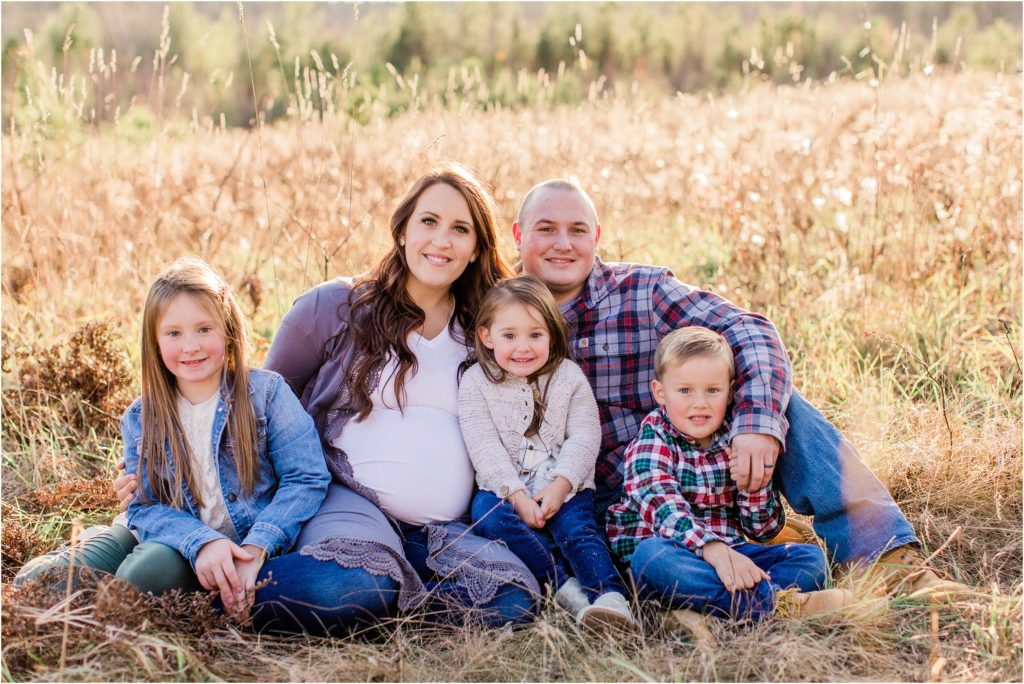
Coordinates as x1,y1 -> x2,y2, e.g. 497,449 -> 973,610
605,407 -> 785,564
563,259 -> 792,493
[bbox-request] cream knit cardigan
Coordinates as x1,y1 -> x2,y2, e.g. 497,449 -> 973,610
458,359 -> 601,499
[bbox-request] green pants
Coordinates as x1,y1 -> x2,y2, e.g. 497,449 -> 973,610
14,524 -> 201,594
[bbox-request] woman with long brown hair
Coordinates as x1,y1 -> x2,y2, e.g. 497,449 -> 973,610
263,163 -> 540,626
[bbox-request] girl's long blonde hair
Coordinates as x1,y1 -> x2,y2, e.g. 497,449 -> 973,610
139,257 -> 259,509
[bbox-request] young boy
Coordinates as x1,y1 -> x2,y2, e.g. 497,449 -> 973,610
606,326 -> 852,624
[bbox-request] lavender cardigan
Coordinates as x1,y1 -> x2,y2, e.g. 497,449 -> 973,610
263,277 -> 537,609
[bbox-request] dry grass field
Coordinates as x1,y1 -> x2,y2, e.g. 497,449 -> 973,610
2,68 -> 1021,681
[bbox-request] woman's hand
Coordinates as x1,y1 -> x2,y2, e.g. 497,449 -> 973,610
509,491 -> 545,529
114,461 -> 138,513
533,477 -> 573,521
194,539 -> 255,612
230,544 -> 268,621
701,541 -> 771,592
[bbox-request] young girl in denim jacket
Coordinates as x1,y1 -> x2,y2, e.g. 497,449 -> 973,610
18,258 -> 373,634
119,256 -> 336,624
459,276 -> 635,628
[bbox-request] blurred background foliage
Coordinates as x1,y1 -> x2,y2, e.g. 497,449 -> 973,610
2,1 -> 1021,132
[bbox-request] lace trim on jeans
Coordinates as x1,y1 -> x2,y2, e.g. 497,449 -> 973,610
299,537 -> 428,612
423,523 -> 540,605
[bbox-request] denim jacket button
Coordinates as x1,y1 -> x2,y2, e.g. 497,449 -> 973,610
228,493 -> 237,502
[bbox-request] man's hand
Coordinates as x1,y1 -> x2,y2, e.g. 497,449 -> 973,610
114,461 -> 138,513
701,541 -> 771,592
230,544 -> 267,621
533,476 -> 573,521
727,434 -> 781,492
509,490 -> 545,529
194,539 -> 254,613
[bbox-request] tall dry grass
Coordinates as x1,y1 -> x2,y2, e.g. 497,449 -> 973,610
2,69 -> 1021,681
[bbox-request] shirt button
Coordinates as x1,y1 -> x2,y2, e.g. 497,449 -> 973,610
228,493 -> 237,502
602,343 -> 609,350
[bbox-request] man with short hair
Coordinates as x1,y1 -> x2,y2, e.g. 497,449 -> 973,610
512,178 -> 966,597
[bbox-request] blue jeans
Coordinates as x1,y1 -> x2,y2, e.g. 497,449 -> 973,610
298,484 -> 539,629
777,390 -> 918,564
114,539 -> 397,636
471,489 -> 626,601
397,522 -> 538,627
630,538 -> 828,621
594,390 -> 919,566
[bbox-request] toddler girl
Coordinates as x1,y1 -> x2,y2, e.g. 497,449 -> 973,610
459,275 -> 635,628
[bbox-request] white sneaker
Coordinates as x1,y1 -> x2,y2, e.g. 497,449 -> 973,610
554,577 -> 589,616
576,591 -> 636,630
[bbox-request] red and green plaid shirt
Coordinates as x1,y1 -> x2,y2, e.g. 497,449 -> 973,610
562,259 -> 793,493
606,407 -> 786,564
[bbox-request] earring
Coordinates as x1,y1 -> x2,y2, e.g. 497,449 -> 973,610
470,255 -> 477,263
399,237 -> 406,247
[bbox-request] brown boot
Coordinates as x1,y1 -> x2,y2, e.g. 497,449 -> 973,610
873,545 -> 974,599
665,609 -> 715,647
777,588 -> 854,618
761,517 -> 817,545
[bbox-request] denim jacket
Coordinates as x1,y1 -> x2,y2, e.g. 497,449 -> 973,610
123,368 -> 330,568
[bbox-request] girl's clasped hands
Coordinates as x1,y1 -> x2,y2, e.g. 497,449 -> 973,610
508,476 -> 573,529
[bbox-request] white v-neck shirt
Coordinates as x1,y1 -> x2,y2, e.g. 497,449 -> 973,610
335,323 -> 474,525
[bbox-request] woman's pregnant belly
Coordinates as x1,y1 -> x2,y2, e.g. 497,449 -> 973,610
336,406 -> 474,525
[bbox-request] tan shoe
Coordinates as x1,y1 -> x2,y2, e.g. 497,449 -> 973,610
576,591 -> 636,631
777,588 -> 854,617
760,517 -> 817,545
873,545 -> 974,599
665,608 -> 715,647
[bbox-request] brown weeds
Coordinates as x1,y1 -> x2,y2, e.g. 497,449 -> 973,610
0,70 -> 1020,681
23,475 -> 119,516
5,320 -> 132,439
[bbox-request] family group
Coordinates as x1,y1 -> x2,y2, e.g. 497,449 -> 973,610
15,165 -> 968,638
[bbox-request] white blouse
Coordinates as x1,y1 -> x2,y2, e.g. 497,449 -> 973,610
335,323 -> 474,525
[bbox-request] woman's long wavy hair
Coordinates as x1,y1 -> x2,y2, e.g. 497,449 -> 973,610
139,257 -> 259,509
472,275 -> 571,435
345,164 -> 513,420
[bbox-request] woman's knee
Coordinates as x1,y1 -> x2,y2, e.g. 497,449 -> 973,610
475,582 -> 539,627
253,562 -> 398,635
116,542 -> 199,594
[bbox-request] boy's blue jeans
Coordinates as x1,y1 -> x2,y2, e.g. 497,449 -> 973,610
595,391 -> 920,566
630,538 -> 828,621
471,489 -> 626,601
